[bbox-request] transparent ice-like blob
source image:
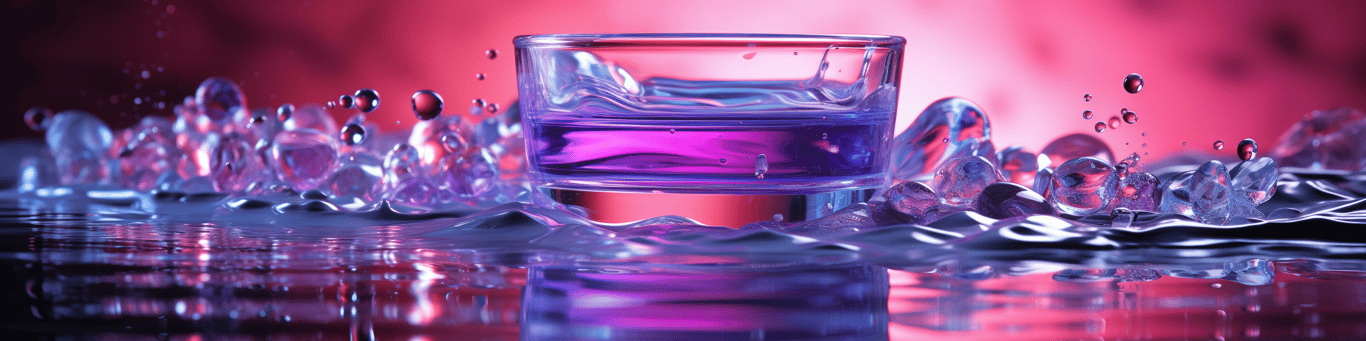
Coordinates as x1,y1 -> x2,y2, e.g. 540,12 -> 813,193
975,182 -> 1054,219
1047,157 -> 1117,216
18,155 -> 59,193
117,139 -> 172,191
1158,171 -> 1197,218
930,156 -> 1003,210
210,133 -> 266,193
383,144 -> 423,187
387,177 -> 441,208
890,97 -> 993,181
996,146 -> 1039,188
1110,171 -> 1160,212
439,147 -> 500,203
269,129 -> 339,191
882,181 -> 940,223
282,103 -> 337,135
194,77 -> 247,122
409,115 -> 475,167
1190,160 -> 1232,225
1033,168 -> 1054,198
322,153 -> 383,203
474,101 -> 526,181
1039,133 -> 1115,168
1230,157 -> 1279,206
1269,107 -> 1366,171
46,110 -> 113,184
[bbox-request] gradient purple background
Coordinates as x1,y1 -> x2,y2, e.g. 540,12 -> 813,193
5,1 -> 1366,160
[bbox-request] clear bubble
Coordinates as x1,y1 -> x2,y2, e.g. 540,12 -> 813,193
411,90 -> 444,120
24,107 -> 53,131
326,101 -> 336,109
485,49 -> 498,59
942,137 -> 949,144
669,129 -> 676,134
1237,138 -> 1257,161
1049,157 -> 1119,216
341,123 -> 366,146
1084,94 -> 1092,102
772,214 -> 783,222
1123,110 -> 1138,124
486,103 -> 500,114
277,103 -> 295,122
1108,116 -> 1121,129
439,131 -> 466,154
1095,122 -> 1106,133
475,73 -> 486,81
1124,73 -> 1143,94
719,158 -> 727,164
1214,140 -> 1225,150
755,154 -> 768,179
354,89 -> 380,113
194,77 -> 246,122
338,95 -> 354,109
1082,110 -> 1093,120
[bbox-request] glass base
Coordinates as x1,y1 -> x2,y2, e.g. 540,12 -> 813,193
536,186 -> 878,228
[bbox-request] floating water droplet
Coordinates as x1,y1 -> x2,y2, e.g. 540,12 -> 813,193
719,158 -> 727,164
1082,110 -> 1093,120
475,73 -> 486,81
772,214 -> 783,222
140,70 -> 151,79
486,103 -> 499,114
742,52 -> 757,60
755,154 -> 768,179
1124,73 -> 1144,93
1108,116 -> 1121,129
1237,138 -> 1258,161
338,95 -> 354,109
341,123 -> 366,146
411,90 -> 443,120
24,107 -> 53,131
1084,94 -> 1092,102
1141,132 -> 1147,137
942,137 -> 949,143
353,89 -> 379,113
1095,122 -> 1106,132
326,101 -> 336,109
484,49 -> 498,59
1213,140 -> 1224,150
1123,110 -> 1138,124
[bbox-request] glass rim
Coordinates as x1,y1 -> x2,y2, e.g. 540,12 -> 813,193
513,33 -> 905,49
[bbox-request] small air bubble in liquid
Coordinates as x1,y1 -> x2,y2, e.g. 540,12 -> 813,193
340,123 -> 366,146
410,90 -> 443,120
1142,132 -> 1147,137
353,89 -> 380,113
942,137 -> 949,143
1214,140 -> 1225,150
475,73 -> 486,81
1238,138 -> 1258,160
1083,110 -> 1093,119
1123,110 -> 1138,124
338,95 -> 354,109
1108,116 -> 1121,129
1095,122 -> 1106,133
821,133 -> 828,140
1084,94 -> 1092,102
1124,73 -> 1144,93
485,49 -> 498,59
277,103 -> 295,121
485,103 -> 499,114
23,107 -> 52,131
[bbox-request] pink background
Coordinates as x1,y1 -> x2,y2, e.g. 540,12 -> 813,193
7,0 -> 1366,160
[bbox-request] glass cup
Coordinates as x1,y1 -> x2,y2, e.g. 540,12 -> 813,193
514,34 -> 905,227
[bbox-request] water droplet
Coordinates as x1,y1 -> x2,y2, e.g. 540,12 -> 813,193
341,123 -> 366,146
1211,283 -> 1222,288
1214,140 -> 1225,150
338,95 -> 354,109
326,101 -> 336,109
475,73 -> 486,81
942,137 -> 949,144
755,154 -> 768,179
1084,94 -> 1092,102
742,52 -> 757,60
719,158 -> 727,164
353,89 -> 379,113
141,70 -> 151,79
410,90 -> 443,120
440,131 -> 466,154
485,49 -> 498,59
1082,110 -> 1093,120
668,129 -> 676,134
1095,122 -> 1106,133
485,103 -> 499,114
821,132 -> 828,140
1124,73 -> 1144,94
772,213 -> 783,222
1123,110 -> 1138,124
1141,132 -> 1147,137
1237,138 -> 1258,160
276,104 -> 295,121
194,77 -> 246,121
1183,141 -> 1188,146
1108,116 -> 1121,129
24,107 -> 53,131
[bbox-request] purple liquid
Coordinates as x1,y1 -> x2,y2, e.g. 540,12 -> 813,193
526,109 -> 893,194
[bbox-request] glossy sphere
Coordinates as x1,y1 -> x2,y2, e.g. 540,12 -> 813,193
270,129 -> 339,190
975,182 -> 1055,219
930,156 -> 1003,210
354,89 -> 380,113
1048,157 -> 1118,216
884,181 -> 940,223
411,90 -> 444,120
24,107 -> 53,131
